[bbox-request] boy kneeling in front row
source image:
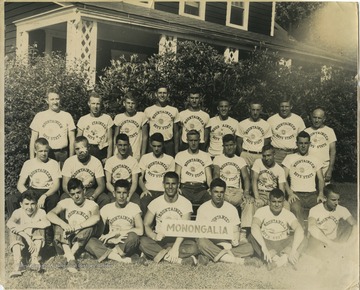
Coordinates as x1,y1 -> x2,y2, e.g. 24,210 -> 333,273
85,179 -> 148,265
47,178 -> 100,273
7,190 -> 51,277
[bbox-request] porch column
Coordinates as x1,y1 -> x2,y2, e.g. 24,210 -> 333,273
159,34 -> 177,54
66,18 -> 97,88
224,47 -> 239,63
16,28 -> 29,62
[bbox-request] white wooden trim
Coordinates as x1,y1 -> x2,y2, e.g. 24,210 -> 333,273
89,21 -> 98,87
15,28 -> 29,60
270,1 -> 275,37
226,0 -> 249,31
179,1 -> 206,20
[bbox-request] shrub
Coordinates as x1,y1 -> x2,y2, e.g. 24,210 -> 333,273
5,51 -> 89,197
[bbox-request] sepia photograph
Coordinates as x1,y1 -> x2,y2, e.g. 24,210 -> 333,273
2,1 -> 358,289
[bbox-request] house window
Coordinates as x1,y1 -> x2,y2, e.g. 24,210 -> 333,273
226,1 -> 249,30
179,1 -> 205,20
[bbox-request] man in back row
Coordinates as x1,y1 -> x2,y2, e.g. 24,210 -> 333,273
267,96 -> 305,164
30,87 -> 76,168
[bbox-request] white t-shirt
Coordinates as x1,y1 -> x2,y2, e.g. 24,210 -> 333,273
175,150 -> 212,183
206,116 -> 238,156
77,113 -> 113,149
104,155 -> 140,184
282,153 -> 322,192
213,154 -> 247,188
309,203 -> 351,240
305,126 -> 337,166
20,158 -> 61,189
148,195 -> 192,234
237,118 -> 272,152
179,109 -> 210,143
254,206 -> 296,241
267,113 -> 305,150
58,198 -> 98,228
139,153 -> 175,191
252,159 -> 286,192
144,105 -> 179,141
114,112 -> 147,160
7,208 -> 48,237
101,202 -> 141,233
62,155 -> 104,189
196,200 -> 240,226
30,110 -> 76,150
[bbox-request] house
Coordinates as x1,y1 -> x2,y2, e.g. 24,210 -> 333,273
5,1 -> 355,87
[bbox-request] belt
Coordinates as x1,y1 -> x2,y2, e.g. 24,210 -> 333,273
182,182 -> 206,186
274,147 -> 296,152
52,147 -> 67,152
242,149 -> 262,154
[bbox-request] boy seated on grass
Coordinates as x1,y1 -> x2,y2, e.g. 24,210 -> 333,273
85,179 -> 148,265
47,178 -> 100,273
7,190 -> 51,277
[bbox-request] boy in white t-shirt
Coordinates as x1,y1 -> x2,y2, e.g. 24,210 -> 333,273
307,184 -> 357,260
305,106 -> 337,183
47,178 -> 100,273
144,86 -> 180,156
282,131 -> 325,229
179,90 -> 210,151
77,92 -> 113,164
139,133 -> 175,214
267,96 -> 305,164
249,188 -> 305,270
29,87 -> 76,167
7,138 -> 61,216
196,178 -> 254,265
237,99 -> 271,168
175,130 -> 212,206
105,133 -> 141,206
113,91 -> 148,161
7,190 -> 51,277
204,99 -> 238,157
85,179 -> 147,265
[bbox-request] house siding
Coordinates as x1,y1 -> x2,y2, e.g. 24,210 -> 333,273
5,2 -> 61,56
205,2 -> 227,26
248,2 -> 272,35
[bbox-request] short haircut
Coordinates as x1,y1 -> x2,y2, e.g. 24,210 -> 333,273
269,188 -> 285,199
67,178 -> 84,192
218,99 -> 230,106
311,106 -> 326,115
163,171 -> 179,183
249,98 -> 262,106
222,134 -> 236,144
262,144 -> 275,153
115,133 -> 130,144
186,129 -> 200,139
297,131 -> 310,141
114,179 -> 130,191
324,184 -> 339,197
21,189 -> 39,203
123,91 -> 136,102
150,133 -> 164,143
157,85 -> 168,92
35,137 -> 49,148
89,91 -> 101,101
75,135 -> 89,146
189,88 -> 200,95
210,178 -> 226,191
46,87 -> 58,97
279,96 -> 292,104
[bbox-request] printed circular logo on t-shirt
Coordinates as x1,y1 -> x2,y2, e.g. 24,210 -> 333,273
42,120 -> 63,141
72,169 -> 95,188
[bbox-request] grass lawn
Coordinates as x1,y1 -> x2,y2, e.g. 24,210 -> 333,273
2,182 -> 358,289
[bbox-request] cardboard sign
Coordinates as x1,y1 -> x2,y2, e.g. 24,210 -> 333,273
161,219 -> 234,240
